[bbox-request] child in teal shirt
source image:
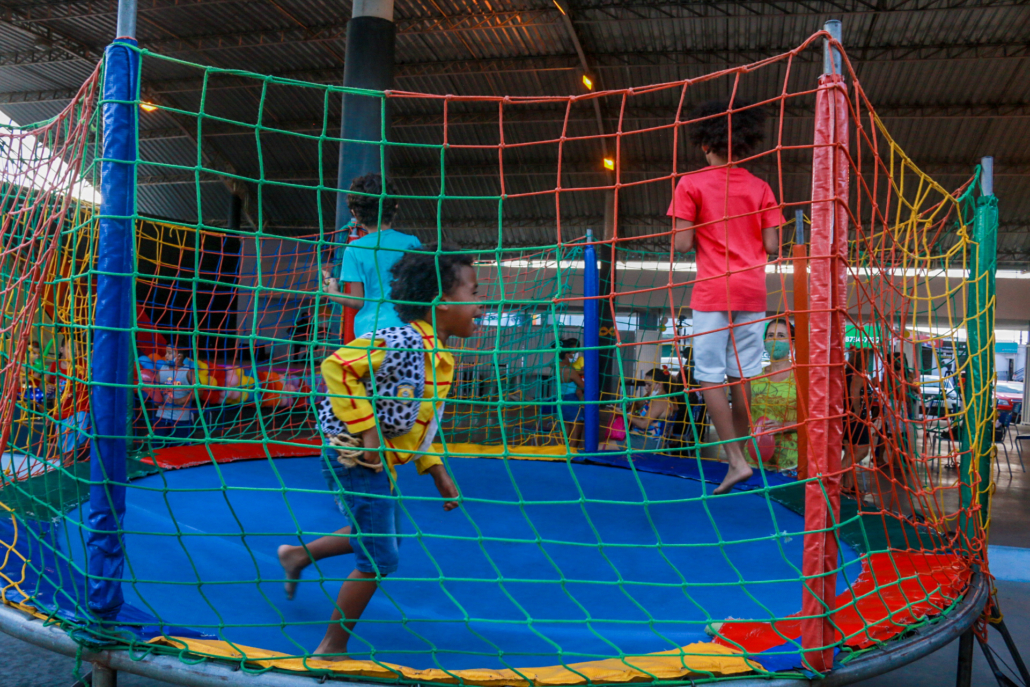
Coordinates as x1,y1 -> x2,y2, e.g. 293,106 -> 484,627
323,174 -> 421,338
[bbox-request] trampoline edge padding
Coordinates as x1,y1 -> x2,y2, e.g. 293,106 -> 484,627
0,572 -> 988,687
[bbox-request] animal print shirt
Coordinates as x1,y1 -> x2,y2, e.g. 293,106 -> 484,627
318,320 -> 453,477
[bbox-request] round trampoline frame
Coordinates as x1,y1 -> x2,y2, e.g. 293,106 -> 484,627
0,573 -> 988,686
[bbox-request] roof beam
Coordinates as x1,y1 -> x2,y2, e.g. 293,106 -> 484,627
11,0 -> 1021,22
129,11 -> 557,55
0,1 -> 265,224
3,34 -> 1028,74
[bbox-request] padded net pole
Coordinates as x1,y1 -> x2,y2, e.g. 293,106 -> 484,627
583,229 -> 600,455
960,156 -> 997,547
87,10 -> 139,618
800,18 -> 848,673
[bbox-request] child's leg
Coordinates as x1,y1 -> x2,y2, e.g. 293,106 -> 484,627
313,569 -> 380,658
278,527 -> 354,600
702,384 -> 753,494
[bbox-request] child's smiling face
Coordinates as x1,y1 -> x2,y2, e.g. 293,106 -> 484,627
437,265 -> 483,340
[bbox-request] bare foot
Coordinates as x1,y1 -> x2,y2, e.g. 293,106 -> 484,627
277,544 -> 306,600
713,463 -> 753,495
312,640 -> 350,661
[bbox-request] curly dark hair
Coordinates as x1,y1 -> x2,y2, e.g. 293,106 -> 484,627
389,243 -> 474,323
689,98 -> 767,159
347,173 -> 399,228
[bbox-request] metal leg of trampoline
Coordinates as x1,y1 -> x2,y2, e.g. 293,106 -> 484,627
977,633 -> 1019,687
73,663 -> 117,687
990,609 -> 1030,686
956,628 -> 975,687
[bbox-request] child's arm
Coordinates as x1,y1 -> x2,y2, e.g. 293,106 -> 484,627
627,398 -> 671,429
321,268 -> 365,310
672,218 -> 695,253
762,226 -> 780,256
425,463 -> 459,511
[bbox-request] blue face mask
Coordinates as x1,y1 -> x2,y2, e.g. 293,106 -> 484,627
765,340 -> 790,360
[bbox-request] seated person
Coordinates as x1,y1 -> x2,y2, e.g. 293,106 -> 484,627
602,369 -> 677,453
153,339 -> 195,446
48,336 -> 91,464
556,338 -> 585,447
749,318 -> 798,472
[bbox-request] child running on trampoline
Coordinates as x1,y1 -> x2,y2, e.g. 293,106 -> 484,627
278,243 -> 482,659
668,99 -> 783,494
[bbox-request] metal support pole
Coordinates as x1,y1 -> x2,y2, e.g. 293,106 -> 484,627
823,19 -> 843,76
792,208 -> 810,480
584,230 -> 600,455
960,156 -> 997,546
114,0 -> 136,38
335,0 -> 395,233
598,189 -> 617,398
88,0 -> 139,625
956,628 -> 975,687
91,663 -> 118,687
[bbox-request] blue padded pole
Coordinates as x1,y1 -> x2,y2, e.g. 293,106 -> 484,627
87,22 -> 139,618
583,231 -> 600,455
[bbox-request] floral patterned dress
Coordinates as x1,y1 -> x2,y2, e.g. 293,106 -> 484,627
749,370 -> 798,471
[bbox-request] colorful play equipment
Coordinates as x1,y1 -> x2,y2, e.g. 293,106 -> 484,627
0,10 -> 1014,687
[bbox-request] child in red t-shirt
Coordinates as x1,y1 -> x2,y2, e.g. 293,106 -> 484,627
668,99 -> 784,494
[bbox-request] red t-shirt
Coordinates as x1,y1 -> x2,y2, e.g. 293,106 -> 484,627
667,166 -> 783,312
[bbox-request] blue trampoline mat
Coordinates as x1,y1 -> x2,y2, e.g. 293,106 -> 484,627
53,456 -> 861,670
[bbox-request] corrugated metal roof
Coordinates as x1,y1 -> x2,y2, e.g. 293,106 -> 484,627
1,0 -> 1028,266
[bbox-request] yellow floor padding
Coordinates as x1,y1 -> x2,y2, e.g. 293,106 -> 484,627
150,636 -> 763,686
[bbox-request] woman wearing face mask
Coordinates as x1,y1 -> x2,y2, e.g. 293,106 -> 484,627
557,338 -> 585,448
749,318 -> 799,471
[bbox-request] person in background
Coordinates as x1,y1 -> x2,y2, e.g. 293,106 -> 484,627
749,318 -> 798,472
605,369 -> 677,453
668,98 -> 783,494
48,336 -> 90,464
153,338 -> 195,446
872,353 -> 920,516
842,347 -> 874,495
669,346 -> 708,451
291,305 -> 314,363
322,174 -> 422,340
557,338 -> 585,448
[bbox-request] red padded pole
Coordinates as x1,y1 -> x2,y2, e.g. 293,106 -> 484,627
801,21 -> 849,673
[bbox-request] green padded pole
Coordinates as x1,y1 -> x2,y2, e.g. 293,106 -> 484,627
960,156 -> 997,547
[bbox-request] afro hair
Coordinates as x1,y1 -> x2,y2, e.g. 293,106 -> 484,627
347,173 -> 399,228
389,243 -> 474,323
689,99 -> 767,160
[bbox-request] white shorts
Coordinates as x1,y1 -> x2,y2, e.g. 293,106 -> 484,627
691,310 -> 767,383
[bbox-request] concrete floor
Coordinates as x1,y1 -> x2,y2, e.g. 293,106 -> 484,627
2,437 -> 1028,687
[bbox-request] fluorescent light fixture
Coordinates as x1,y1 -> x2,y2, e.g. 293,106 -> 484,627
603,157 -> 615,171
582,75 -> 594,90
139,102 -> 158,112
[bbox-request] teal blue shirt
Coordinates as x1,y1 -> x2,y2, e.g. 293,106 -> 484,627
341,229 -> 422,337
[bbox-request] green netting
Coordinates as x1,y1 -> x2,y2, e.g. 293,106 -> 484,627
0,33 -> 997,686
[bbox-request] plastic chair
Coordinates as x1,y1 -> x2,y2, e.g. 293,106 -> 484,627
995,411 -> 1018,478
1011,402 -> 1027,472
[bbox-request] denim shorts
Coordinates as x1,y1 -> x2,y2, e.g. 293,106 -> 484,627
321,453 -> 402,575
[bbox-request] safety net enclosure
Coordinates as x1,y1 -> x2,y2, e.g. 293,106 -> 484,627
0,23 -> 999,687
